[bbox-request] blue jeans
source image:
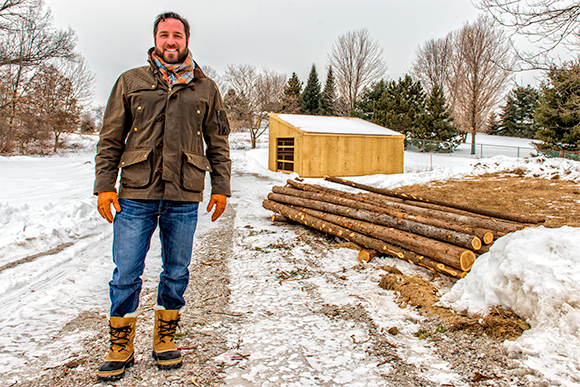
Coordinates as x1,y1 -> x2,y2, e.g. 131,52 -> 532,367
109,199 -> 199,317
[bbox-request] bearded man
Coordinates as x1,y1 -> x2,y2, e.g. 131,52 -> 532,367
93,12 -> 231,380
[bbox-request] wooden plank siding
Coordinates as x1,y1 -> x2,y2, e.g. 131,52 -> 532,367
269,113 -> 404,178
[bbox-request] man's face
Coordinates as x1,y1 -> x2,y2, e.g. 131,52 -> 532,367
154,18 -> 189,64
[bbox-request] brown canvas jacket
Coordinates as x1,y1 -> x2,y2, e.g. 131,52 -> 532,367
94,49 -> 231,202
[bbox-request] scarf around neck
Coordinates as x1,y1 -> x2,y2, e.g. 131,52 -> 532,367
152,50 -> 195,88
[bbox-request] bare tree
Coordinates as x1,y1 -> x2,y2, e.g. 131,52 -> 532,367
223,64 -> 285,148
450,15 -> 515,154
479,0 -> 580,67
24,64 -> 81,151
0,0 -> 76,146
410,33 -> 454,95
328,28 -> 387,113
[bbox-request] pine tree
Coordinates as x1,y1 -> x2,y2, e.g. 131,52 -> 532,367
281,72 -> 302,114
352,79 -> 387,121
413,84 -> 460,152
318,66 -> 337,116
300,64 -> 321,115
373,75 -> 426,136
535,60 -> 580,151
496,85 -> 539,138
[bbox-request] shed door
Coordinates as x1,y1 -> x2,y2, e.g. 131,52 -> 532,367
276,137 -> 294,172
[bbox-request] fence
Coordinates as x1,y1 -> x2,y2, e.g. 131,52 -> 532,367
404,138 -> 573,160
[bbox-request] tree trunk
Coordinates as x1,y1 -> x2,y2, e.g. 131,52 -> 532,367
294,205 -> 477,271
270,188 -> 483,250
262,199 -> 467,278
287,179 -> 496,242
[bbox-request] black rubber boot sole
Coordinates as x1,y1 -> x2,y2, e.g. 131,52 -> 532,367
97,357 -> 134,381
152,350 -> 182,370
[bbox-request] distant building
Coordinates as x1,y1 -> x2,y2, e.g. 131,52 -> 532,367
268,114 -> 404,178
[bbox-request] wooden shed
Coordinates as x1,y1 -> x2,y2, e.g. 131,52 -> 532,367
268,113 -> 405,178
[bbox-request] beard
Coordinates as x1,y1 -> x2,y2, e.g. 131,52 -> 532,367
155,45 -> 188,64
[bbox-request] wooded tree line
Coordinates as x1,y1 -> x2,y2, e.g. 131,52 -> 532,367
0,0 -> 95,155
221,4 -> 580,154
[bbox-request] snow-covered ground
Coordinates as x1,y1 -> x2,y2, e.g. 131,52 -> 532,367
1,132 -> 580,386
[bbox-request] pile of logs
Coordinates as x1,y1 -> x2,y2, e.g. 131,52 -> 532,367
262,176 -> 545,279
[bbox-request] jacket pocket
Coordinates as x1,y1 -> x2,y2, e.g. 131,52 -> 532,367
217,109 -> 230,136
119,149 -> 153,188
182,152 -> 212,192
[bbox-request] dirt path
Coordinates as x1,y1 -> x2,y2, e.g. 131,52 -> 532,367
9,170 -> 563,387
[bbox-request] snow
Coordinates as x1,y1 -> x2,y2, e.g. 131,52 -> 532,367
440,226 -> 580,385
1,131 -> 580,386
275,114 -> 403,136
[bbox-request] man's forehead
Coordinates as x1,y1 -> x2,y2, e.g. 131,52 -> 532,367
157,18 -> 185,34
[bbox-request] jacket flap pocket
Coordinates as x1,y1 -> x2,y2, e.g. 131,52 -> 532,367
120,149 -> 152,168
184,152 -> 213,172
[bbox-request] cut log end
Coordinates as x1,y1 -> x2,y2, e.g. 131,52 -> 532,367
358,249 -> 380,263
471,237 -> 482,251
483,232 -> 494,245
460,250 -> 477,272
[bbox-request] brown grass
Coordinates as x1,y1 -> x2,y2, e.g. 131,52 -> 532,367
392,171 -> 580,228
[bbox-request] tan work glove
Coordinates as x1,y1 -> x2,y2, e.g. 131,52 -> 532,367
207,194 -> 227,222
97,191 -> 121,223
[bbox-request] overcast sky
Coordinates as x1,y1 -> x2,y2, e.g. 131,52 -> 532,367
44,0 -> 526,107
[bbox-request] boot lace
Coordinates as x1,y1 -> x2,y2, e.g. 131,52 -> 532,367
109,323 -> 132,352
157,317 -> 180,343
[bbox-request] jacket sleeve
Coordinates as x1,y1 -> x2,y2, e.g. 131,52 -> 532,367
203,82 -> 232,197
94,75 -> 131,194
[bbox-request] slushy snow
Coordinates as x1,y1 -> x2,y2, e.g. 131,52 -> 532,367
1,131 -> 579,385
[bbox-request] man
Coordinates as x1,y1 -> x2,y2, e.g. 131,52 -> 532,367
94,12 -> 231,381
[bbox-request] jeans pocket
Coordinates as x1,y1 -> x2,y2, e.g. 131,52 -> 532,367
182,152 -> 212,192
120,149 -> 153,188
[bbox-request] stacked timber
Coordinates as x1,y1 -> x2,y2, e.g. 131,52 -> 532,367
262,177 -> 545,279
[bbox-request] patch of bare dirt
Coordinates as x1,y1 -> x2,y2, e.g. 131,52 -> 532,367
393,172 -> 580,227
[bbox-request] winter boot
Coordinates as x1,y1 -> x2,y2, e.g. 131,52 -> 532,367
97,316 -> 137,381
152,306 -> 183,369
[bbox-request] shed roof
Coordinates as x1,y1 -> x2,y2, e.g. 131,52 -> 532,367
275,114 -> 403,136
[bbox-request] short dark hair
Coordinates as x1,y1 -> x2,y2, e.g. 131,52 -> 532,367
154,12 -> 190,40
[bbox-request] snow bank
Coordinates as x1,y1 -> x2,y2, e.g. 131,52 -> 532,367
441,226 -> 580,386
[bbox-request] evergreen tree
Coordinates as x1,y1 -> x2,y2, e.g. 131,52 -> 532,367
535,60 -> 580,151
412,84 -> 460,152
373,75 -> 426,136
281,72 -> 302,114
352,79 -> 388,121
300,64 -> 321,115
496,85 -> 539,138
318,66 -> 337,116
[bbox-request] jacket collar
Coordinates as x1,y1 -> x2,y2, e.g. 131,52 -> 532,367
147,47 -> 206,80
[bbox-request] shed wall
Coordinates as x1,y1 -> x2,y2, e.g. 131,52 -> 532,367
268,114 -> 404,178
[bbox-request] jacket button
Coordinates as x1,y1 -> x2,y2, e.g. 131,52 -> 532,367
157,90 -> 164,95
137,106 -> 142,111
155,113 -> 165,122
151,85 -> 156,89
134,128 -> 138,131
196,110 -> 200,114
156,167 -> 163,175
206,166 -> 210,170
197,131 -> 201,135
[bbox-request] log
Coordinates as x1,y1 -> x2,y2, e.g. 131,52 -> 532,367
294,206 -> 477,271
262,200 -> 467,278
270,188 -> 483,251
324,176 -> 545,225
358,249 -> 380,263
271,214 -> 290,222
288,179 -> 497,242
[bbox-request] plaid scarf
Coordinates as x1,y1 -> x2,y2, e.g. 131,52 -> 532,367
152,50 -> 195,88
